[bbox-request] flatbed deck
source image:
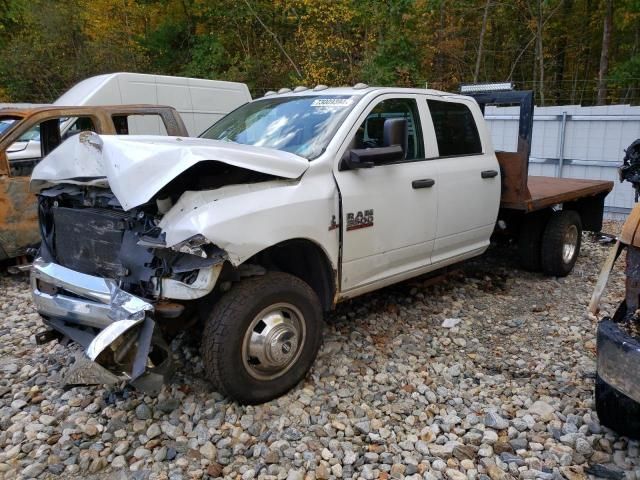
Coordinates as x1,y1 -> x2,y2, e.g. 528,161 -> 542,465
501,175 -> 614,212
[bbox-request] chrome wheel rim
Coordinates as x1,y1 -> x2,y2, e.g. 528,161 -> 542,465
242,303 -> 306,381
562,225 -> 579,264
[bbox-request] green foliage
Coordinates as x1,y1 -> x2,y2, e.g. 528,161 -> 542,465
181,35 -> 226,78
1,0 -> 639,104
612,55 -> 640,83
143,19 -> 193,74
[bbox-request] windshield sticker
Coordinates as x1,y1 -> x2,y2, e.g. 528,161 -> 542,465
311,98 -> 353,108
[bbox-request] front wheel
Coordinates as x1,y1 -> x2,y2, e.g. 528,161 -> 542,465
541,210 -> 582,277
202,272 -> 323,404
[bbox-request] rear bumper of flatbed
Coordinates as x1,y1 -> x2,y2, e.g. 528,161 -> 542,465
500,175 -> 614,212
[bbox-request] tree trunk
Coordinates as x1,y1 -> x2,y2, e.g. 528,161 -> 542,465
597,0 -> 613,105
555,0 -> 573,104
435,0 -> 446,84
537,0 -> 545,106
474,0 -> 492,83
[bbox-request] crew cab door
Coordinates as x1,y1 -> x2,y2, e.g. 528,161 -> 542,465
425,97 -> 500,264
334,94 -> 438,292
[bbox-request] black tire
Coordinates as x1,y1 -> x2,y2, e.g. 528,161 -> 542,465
540,210 -> 582,277
202,272 -> 323,404
517,212 -> 549,271
595,374 -> 640,439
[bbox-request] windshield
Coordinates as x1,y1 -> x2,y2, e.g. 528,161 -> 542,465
200,95 -> 357,159
17,124 -> 40,142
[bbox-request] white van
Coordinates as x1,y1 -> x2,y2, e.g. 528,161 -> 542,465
54,72 -> 252,136
3,73 -> 251,164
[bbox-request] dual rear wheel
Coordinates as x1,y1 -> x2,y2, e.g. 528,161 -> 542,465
518,210 -> 582,277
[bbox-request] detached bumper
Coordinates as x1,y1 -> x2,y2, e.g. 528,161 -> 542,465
30,257 -> 170,391
597,318 -> 640,404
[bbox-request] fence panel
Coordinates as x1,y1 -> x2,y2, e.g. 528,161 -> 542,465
485,104 -> 640,218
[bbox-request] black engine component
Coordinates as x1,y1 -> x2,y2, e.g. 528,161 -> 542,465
620,139 -> 640,200
37,184 -> 226,300
37,186 -> 164,297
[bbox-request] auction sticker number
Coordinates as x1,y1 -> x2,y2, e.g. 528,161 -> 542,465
311,98 -> 353,107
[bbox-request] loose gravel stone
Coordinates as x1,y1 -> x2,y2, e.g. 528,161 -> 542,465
484,412 -> 509,430
0,225 -> 637,479
134,403 -> 152,420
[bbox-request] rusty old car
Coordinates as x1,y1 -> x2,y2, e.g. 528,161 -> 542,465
0,105 -> 188,260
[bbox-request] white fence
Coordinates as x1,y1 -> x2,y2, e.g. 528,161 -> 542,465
485,104 -> 640,218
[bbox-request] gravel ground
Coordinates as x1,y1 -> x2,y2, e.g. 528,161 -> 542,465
0,225 -> 638,480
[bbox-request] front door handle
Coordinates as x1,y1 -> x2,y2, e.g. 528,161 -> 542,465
481,170 -> 498,179
412,178 -> 435,189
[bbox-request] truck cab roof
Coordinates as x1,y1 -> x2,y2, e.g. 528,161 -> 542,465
261,85 -> 473,102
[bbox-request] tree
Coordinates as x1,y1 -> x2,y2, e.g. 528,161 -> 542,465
1,0 -> 640,106
597,0 -> 614,104
474,0 -> 492,83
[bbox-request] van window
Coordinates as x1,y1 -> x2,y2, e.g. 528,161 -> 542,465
355,98 -> 424,161
427,99 -> 482,157
113,114 -> 169,135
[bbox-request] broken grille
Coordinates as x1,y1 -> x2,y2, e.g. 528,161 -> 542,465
52,207 -> 129,278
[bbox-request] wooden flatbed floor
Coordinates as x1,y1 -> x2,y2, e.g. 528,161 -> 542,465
501,176 -> 614,212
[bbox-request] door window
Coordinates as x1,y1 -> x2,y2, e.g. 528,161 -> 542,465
0,117 -> 20,136
8,116 -> 96,177
112,114 -> 169,135
355,98 -> 424,161
427,99 -> 482,157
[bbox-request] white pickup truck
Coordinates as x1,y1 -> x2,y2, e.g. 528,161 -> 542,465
29,85 -> 613,403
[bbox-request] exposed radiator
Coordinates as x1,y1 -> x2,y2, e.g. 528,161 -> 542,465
52,207 -> 129,278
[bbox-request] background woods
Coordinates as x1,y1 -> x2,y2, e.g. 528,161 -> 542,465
1,0 -> 640,106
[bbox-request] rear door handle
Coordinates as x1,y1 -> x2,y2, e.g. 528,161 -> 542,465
481,170 -> 498,179
412,179 -> 435,189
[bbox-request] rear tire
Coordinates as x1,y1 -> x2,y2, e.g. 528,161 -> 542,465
595,374 -> 640,439
517,212 -> 548,271
541,210 -> 582,277
202,272 -> 323,404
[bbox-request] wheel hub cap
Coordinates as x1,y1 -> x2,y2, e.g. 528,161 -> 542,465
266,324 -> 299,366
562,224 -> 578,264
242,303 -> 305,381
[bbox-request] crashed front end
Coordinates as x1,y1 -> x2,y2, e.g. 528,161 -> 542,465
31,183 -> 225,392
27,131 -> 310,392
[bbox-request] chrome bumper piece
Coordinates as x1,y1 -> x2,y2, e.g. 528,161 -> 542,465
30,257 -> 165,389
31,257 -> 152,329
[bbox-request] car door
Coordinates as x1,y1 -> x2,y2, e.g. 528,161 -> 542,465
334,94 -> 439,293
425,97 -> 500,264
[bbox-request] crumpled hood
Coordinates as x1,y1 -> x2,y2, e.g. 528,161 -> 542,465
30,132 -> 309,210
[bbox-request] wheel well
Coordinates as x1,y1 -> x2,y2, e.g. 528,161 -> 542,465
248,239 -> 336,312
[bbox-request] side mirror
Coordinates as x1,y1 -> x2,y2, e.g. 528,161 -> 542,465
339,145 -> 405,170
383,118 -> 408,159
